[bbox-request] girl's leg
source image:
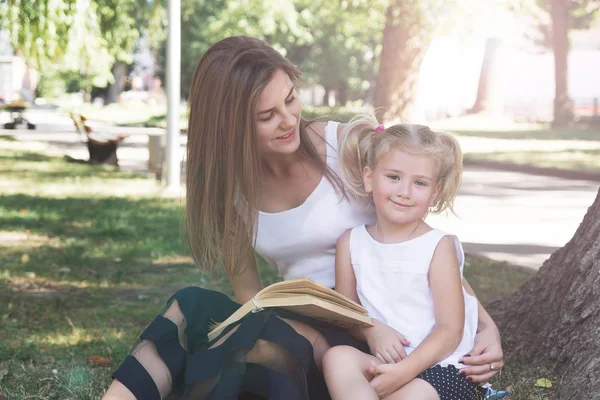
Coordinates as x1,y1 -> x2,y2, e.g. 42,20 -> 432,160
383,378 -> 440,400
322,345 -> 382,400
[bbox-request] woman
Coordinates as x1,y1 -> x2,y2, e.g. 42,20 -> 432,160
103,36 -> 503,400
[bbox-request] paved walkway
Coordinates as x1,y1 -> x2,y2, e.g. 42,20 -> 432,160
2,109 -> 599,270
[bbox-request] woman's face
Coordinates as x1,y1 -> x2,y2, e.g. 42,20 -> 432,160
254,69 -> 302,157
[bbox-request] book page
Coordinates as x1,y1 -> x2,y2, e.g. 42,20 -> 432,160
258,277 -> 366,312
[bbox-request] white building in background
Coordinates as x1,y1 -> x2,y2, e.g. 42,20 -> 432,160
417,21 -> 600,122
0,30 -> 38,104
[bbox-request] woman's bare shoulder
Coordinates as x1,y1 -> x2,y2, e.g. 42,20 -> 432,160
306,121 -> 328,139
306,121 -> 346,140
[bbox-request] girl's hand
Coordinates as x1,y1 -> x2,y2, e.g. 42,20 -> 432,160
459,324 -> 504,384
364,319 -> 410,364
368,362 -> 410,398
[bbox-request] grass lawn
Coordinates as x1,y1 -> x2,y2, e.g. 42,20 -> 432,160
465,148 -> 600,174
0,137 -> 558,399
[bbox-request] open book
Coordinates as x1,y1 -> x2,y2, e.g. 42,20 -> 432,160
208,277 -> 373,341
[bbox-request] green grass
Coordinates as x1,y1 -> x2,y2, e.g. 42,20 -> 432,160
0,137 -> 555,399
453,128 -> 600,141
465,148 -> 600,174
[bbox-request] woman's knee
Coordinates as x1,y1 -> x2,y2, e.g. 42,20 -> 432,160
170,286 -> 240,324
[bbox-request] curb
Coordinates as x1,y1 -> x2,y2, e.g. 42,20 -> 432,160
464,158 -> 600,183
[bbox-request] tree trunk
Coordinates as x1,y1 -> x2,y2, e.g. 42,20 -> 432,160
323,87 -> 331,107
106,61 -> 127,105
488,188 -> 600,398
470,37 -> 503,114
337,80 -> 348,107
551,0 -> 573,128
374,0 -> 429,122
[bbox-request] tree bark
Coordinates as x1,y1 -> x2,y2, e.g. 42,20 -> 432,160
551,0 -> 573,128
106,61 -> 128,105
488,188 -> 600,398
337,80 -> 348,107
374,0 -> 429,122
470,37 -> 503,114
323,87 -> 331,107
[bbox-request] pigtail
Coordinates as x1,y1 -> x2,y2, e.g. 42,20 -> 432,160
337,114 -> 380,200
432,131 -> 463,214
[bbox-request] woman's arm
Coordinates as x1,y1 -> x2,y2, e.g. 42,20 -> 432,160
459,278 -> 504,383
229,255 -> 263,304
229,224 -> 264,304
462,278 -> 495,333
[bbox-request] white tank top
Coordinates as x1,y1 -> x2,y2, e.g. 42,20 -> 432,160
349,225 -> 479,368
254,121 -> 376,288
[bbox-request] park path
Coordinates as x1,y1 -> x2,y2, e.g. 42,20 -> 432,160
2,109 -> 598,270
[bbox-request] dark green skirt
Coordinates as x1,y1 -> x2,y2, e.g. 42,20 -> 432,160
112,286 -> 369,399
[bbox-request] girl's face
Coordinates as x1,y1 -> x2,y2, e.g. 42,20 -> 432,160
254,69 -> 302,157
363,149 -> 441,226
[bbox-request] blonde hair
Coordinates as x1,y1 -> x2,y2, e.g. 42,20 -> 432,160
338,114 -> 463,214
186,36 -> 344,277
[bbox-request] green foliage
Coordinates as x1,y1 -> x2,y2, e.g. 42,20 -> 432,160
35,68 -> 67,99
3,0 -> 162,94
179,0 -> 229,98
176,0 -> 388,102
2,0 -> 77,67
531,0 -> 600,47
295,0 -> 387,104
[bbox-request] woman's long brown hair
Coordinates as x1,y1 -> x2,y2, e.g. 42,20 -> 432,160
186,36 -> 344,277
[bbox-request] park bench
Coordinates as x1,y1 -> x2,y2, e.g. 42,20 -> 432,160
69,113 -> 128,166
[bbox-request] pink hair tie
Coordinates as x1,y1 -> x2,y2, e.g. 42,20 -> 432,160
374,125 -> 385,134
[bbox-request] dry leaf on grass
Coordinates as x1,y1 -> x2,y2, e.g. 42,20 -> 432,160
0,367 -> 8,382
88,355 -> 113,366
535,378 -> 553,388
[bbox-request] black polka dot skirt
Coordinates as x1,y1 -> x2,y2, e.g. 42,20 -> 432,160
417,364 -> 488,400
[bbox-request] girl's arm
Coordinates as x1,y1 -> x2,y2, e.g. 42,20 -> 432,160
396,236 -> 465,375
335,230 -> 409,364
370,236 -> 465,396
334,230 -> 361,303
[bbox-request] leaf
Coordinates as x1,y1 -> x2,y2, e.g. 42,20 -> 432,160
0,367 -> 8,383
21,254 -> 30,264
535,378 -> 553,388
88,355 -> 113,366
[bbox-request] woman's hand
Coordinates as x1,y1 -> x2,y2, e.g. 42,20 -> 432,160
459,324 -> 504,384
363,319 -> 410,364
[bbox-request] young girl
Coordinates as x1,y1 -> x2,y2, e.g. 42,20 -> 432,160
323,115 -> 489,400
